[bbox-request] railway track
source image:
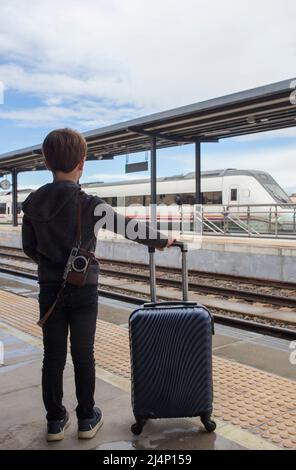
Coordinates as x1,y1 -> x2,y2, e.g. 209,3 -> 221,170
1,246 -> 295,309
99,264 -> 296,308
0,264 -> 295,340
1,245 -> 295,289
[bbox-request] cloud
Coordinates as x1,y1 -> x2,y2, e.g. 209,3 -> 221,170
0,0 -> 296,129
0,63 -> 134,104
0,80 -> 3,104
204,145 -> 296,190
0,0 -> 296,202
0,98 -> 143,129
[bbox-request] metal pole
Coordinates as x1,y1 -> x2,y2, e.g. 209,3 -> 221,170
150,136 -> 157,302
195,140 -> 202,205
247,205 -> 250,238
150,135 -> 157,230
12,169 -> 18,227
149,247 -> 156,303
182,250 -> 189,302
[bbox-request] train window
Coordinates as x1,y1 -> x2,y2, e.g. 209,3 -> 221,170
102,197 -> 112,206
259,173 -> 269,181
125,195 -> 145,206
181,194 -> 195,205
202,191 -> 223,205
100,197 -> 117,207
173,194 -> 195,205
230,189 -> 238,202
143,194 -> 178,206
155,192 -> 224,205
167,194 -> 177,205
158,194 -> 166,203
0,203 -> 6,214
157,194 -> 177,205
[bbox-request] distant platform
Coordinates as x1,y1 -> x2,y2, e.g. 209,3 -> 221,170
2,223 -> 296,247
202,235 -> 296,249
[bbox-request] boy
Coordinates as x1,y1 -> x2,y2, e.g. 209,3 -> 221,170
22,128 -> 174,442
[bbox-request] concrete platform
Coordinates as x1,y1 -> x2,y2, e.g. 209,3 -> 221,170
2,225 -> 296,282
0,288 -> 296,450
0,324 -> 269,451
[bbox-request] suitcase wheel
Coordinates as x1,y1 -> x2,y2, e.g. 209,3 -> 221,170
131,418 -> 147,435
200,414 -> 217,433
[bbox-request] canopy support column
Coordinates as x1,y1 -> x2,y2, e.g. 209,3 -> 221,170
195,140 -> 202,205
150,136 -> 157,230
12,169 -> 18,227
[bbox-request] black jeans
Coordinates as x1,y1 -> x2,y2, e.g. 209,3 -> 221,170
39,283 -> 98,421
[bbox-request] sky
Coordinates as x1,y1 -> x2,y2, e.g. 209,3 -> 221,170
0,0 -> 296,192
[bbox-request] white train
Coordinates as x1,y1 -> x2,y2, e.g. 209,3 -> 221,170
0,169 -> 294,234
83,169 -> 291,207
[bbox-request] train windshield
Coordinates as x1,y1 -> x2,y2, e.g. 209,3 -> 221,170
257,173 -> 291,204
264,184 -> 291,204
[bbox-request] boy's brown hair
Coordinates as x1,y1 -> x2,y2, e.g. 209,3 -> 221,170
42,128 -> 87,173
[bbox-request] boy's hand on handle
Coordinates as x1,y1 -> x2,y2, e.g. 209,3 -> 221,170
156,238 -> 176,251
166,238 -> 177,248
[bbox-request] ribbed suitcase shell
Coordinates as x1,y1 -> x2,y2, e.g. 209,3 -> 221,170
129,303 -> 214,420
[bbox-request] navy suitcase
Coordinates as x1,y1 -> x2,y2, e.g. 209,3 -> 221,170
129,241 -> 216,435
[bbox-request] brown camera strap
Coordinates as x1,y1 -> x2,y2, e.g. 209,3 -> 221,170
37,191 -> 85,328
76,190 -> 84,247
37,280 -> 67,328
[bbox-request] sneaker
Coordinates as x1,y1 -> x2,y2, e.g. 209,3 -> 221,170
78,407 -> 103,439
47,411 -> 70,442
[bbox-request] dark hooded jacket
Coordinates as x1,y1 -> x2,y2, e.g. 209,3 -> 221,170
22,180 -> 168,285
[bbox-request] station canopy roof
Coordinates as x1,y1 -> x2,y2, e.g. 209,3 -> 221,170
0,78 -> 296,174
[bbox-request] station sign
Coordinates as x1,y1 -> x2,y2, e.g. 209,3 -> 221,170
125,161 -> 149,173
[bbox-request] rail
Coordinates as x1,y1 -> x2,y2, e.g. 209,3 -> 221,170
201,203 -> 296,238
2,203 -> 296,239
0,258 -> 295,340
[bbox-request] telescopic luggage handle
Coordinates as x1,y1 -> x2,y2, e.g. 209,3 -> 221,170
148,246 -> 157,303
171,241 -> 188,252
148,241 -> 189,303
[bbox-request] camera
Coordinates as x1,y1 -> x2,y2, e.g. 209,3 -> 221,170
63,247 -> 92,287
